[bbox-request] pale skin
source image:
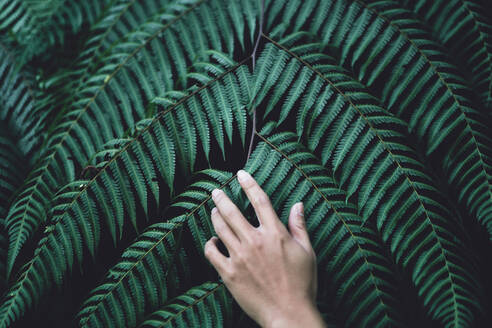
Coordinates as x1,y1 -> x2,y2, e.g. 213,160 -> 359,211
204,169 -> 326,328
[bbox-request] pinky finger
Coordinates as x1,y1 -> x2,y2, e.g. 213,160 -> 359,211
204,236 -> 229,274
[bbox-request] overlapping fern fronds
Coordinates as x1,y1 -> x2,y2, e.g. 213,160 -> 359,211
77,216 -> 190,328
3,0 -> 255,279
263,0 -> 492,241
0,0 -> 491,327
253,43 -> 483,326
138,282 -> 233,328
0,58 -> 250,327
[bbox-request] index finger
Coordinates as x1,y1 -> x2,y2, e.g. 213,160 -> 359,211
236,170 -> 279,228
211,188 -> 254,241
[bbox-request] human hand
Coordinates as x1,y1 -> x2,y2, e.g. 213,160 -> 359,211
204,169 -> 326,328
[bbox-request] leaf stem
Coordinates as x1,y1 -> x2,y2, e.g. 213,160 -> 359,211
246,0 -> 265,163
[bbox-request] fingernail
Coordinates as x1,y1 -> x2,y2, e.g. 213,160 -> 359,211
212,189 -> 221,199
296,202 -> 304,217
211,207 -> 218,215
237,170 -> 250,182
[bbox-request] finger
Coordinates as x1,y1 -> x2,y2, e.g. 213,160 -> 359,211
211,188 -> 254,240
288,202 -> 313,253
237,169 -> 279,228
211,207 -> 240,253
204,236 -> 229,274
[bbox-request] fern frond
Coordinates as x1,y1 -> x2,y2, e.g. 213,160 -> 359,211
254,42 -> 482,327
37,0 -> 253,139
0,0 -> 113,64
0,62 -> 249,328
0,130 -> 27,217
0,46 -> 41,155
161,128 -> 404,327
398,0 -> 492,107
138,282 -> 233,328
1,1 -> 489,325
265,0 -> 492,242
0,131 -> 27,290
358,0 -> 492,237
77,217 -> 189,328
0,219 -> 5,291
169,169 -> 238,255
246,130 -> 403,327
3,3 -> 250,276
0,52 -> 35,290
77,167 -> 241,327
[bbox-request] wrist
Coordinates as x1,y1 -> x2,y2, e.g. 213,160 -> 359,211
263,299 -> 325,328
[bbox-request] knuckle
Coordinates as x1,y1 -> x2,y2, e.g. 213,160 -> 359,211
214,221 -> 224,233
222,206 -> 235,217
243,233 -> 255,245
214,227 -> 223,237
277,234 -> 285,244
235,251 -> 245,262
242,177 -> 255,188
254,192 -> 270,206
249,235 -> 263,250
204,241 -> 213,258
235,250 -> 248,264
211,217 -> 221,231
214,192 -> 227,207
272,230 -> 286,243
223,267 -> 236,281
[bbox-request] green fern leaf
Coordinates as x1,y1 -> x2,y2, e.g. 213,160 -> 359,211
243,131 -> 403,327
0,61 -> 249,327
265,0 -> 492,245
254,42 -> 482,327
77,217 -> 189,328
3,0 -> 252,277
138,282 -> 233,328
398,0 -> 492,107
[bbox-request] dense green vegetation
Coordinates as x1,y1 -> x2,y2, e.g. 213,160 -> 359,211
0,0 -> 491,327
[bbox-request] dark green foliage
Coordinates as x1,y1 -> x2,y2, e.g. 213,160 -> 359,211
0,0 -> 113,66
0,47 -> 41,155
2,0 -> 248,278
254,44 -> 482,326
0,0 -> 491,327
397,0 -> 492,108
138,282 -> 233,328
77,217 -> 190,328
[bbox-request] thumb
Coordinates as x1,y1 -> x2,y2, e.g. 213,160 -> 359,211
288,202 -> 312,252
